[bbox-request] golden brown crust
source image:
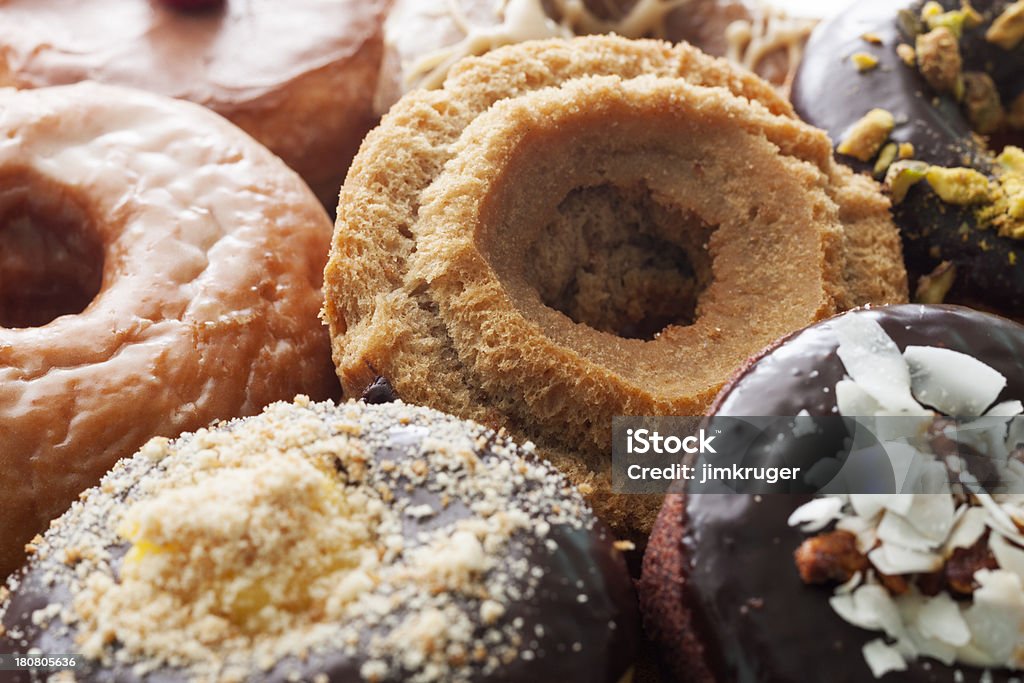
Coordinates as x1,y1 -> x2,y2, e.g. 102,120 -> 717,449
324,36 -> 907,538
0,83 -> 338,577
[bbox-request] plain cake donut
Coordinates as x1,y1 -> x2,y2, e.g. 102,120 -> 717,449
324,36 -> 908,541
0,0 -> 388,205
0,82 -> 336,578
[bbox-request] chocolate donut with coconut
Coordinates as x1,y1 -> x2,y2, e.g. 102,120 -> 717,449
640,304 -> 1024,682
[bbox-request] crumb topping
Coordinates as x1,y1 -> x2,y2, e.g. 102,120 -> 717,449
0,398 -> 597,682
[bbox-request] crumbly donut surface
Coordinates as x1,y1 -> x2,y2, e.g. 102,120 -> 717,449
0,398 -> 636,683
324,36 -> 907,537
0,83 -> 337,578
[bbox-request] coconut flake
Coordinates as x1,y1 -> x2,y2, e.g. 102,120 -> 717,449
990,534 -> 1024,585
830,584 -> 904,638
833,315 -> 923,414
902,493 -> 956,544
837,514 -> 880,555
848,494 -> 887,520
868,543 -> 943,575
973,490 -> 1024,544
836,378 -> 884,417
946,506 -> 989,553
787,496 -> 843,532
963,570 -> 1024,665
903,346 -> 1006,417
918,593 -> 972,647
987,401 -> 1024,418
862,639 -> 908,678
877,508 -> 939,552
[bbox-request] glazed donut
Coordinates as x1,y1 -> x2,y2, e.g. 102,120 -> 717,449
0,83 -> 336,578
0,0 -> 388,205
0,397 -> 639,683
640,304 -> 1024,682
793,0 -> 1024,311
324,35 -> 907,540
374,0 -> 816,114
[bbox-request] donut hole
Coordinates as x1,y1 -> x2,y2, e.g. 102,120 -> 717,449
0,174 -> 103,328
524,182 -> 715,340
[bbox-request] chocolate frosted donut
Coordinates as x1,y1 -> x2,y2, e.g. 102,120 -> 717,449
0,398 -> 638,683
0,0 -> 387,204
640,304 -> 1024,682
0,83 -> 336,579
793,0 -> 1024,311
325,35 -> 907,539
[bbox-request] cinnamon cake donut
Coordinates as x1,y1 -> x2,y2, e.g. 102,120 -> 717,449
793,0 -> 1024,311
324,36 -> 908,540
0,83 -> 336,579
640,304 -> 1024,681
0,0 -> 388,205
0,398 -> 639,683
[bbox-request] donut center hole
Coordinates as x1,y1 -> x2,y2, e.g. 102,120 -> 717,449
525,183 -> 714,340
0,175 -> 103,328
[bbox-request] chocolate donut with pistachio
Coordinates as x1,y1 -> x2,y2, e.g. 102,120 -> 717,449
793,0 -> 1024,311
640,304 -> 1024,682
0,398 -> 638,683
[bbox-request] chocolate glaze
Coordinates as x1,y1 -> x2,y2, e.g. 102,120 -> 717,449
360,375 -> 400,404
673,305 -> 1024,682
792,0 -> 1024,311
0,405 -> 639,682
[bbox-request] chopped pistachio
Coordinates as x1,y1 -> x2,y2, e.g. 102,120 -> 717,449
914,261 -> 956,304
1005,180 -> 1024,221
924,1 -> 982,37
898,8 -> 926,38
851,52 -> 880,71
986,0 -> 1024,49
861,32 -> 884,44
916,27 -> 963,95
998,146 -> 1024,174
920,1 -> 943,20
885,160 -> 930,203
837,108 -> 895,162
874,142 -> 899,177
896,43 -> 917,66
981,147 -> 1024,236
962,71 -> 1005,134
963,0 -> 984,28
925,166 -> 992,204
898,142 -> 915,159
